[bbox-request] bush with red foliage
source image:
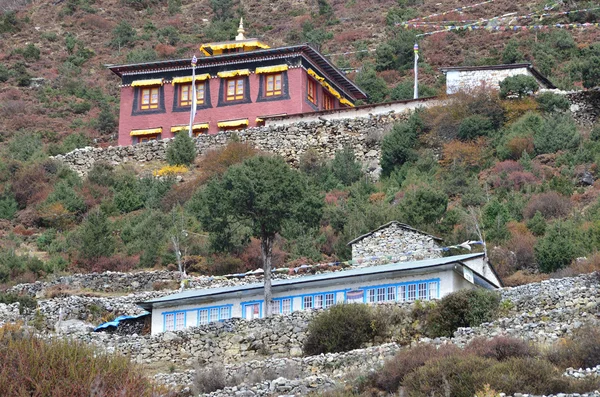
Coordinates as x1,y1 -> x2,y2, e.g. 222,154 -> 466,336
507,232 -> 537,270
523,192 -> 572,219
156,43 -> 176,58
489,246 -> 517,278
466,336 -> 538,361
198,142 -> 258,178
505,135 -> 534,160
324,190 -> 349,205
506,171 -> 538,190
491,160 -> 524,175
11,163 -> 52,208
239,237 -> 287,272
77,255 -> 138,273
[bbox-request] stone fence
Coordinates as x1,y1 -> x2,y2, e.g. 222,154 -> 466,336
52,112 -> 410,178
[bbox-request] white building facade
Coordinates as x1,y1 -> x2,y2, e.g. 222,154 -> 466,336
139,253 -> 501,335
441,63 -> 556,95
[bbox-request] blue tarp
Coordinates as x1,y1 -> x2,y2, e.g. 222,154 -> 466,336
94,312 -> 150,332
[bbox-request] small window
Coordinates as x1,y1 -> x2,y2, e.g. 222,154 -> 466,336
314,295 -> 323,309
140,87 -> 159,110
428,282 -> 438,300
165,313 -> 175,331
179,83 -> 205,107
307,79 -> 317,104
377,287 -> 386,302
387,287 -> 396,301
226,78 -> 245,101
210,307 -> 219,322
199,310 -> 208,325
368,289 -> 376,303
408,285 -> 416,302
270,300 -> 280,314
175,312 -> 185,330
265,73 -> 282,97
399,285 -> 406,302
138,135 -> 158,144
303,296 -> 313,309
220,306 -> 231,320
418,283 -> 427,300
282,298 -> 291,314
325,293 -> 335,308
323,92 -> 334,110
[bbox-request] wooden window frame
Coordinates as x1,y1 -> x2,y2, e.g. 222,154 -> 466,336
225,77 -> 245,102
179,83 -> 206,107
140,86 -> 160,110
307,78 -> 317,104
265,73 -> 283,97
323,92 -> 334,110
138,134 -> 159,144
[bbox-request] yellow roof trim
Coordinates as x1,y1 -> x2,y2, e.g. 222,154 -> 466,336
307,69 -> 325,83
200,40 -> 270,56
255,117 -> 264,123
255,64 -> 289,74
171,123 -> 209,133
131,79 -> 164,87
217,69 -> 251,78
340,97 -> 355,107
218,119 -> 249,128
172,74 -> 211,85
130,127 -> 162,136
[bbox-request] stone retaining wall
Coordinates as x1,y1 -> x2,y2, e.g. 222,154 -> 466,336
52,113 -> 408,178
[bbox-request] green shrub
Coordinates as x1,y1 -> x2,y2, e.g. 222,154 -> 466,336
400,185 -> 448,229
389,81 -> 436,101
12,62 -> 31,87
331,146 -> 363,186
526,211 -> 547,236
87,162 -> 116,187
0,293 -> 37,314
110,20 -> 136,49
0,11 -> 20,33
501,39 -> 525,64
20,43 -> 40,61
354,65 -> 388,104
0,250 -> 47,284
380,118 -> 422,176
46,180 -> 87,214
157,26 -> 180,45
590,124 -> 600,142
303,304 -> 382,355
166,132 -> 196,166
425,288 -> 501,337
535,220 -> 584,273
0,193 -> 18,220
499,75 -> 539,99
0,64 -> 9,83
77,209 -> 115,260
581,55 -> 600,89
96,104 -> 117,134
457,115 -> 494,140
125,48 -> 159,63
0,325 -> 167,396
536,92 -> 570,113
8,132 -> 43,161
534,113 -> 580,155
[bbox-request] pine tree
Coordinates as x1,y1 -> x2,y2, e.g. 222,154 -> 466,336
166,132 -> 197,166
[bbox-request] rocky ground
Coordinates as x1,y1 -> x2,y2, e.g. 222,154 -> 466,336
0,271 -> 599,396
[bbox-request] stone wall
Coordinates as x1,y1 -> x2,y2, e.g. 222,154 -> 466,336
350,222 -> 442,261
566,90 -> 600,126
52,113 -> 408,178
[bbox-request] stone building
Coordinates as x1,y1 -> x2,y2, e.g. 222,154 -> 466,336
347,221 -> 443,262
440,63 -> 556,95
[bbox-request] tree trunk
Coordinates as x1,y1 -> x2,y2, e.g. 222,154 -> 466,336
261,235 -> 274,317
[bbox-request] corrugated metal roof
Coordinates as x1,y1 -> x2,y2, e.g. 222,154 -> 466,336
138,253 -> 483,309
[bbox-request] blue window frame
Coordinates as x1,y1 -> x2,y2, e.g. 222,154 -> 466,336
361,278 -> 441,304
241,300 -> 263,319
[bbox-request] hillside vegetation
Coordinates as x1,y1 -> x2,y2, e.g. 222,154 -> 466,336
0,0 -> 600,287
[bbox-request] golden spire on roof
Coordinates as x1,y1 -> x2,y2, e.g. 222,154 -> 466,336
236,18 -> 246,41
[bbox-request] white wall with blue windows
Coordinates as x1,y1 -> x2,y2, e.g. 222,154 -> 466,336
150,269 -> 468,335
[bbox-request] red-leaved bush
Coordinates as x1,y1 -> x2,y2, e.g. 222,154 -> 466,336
523,192 -> 572,219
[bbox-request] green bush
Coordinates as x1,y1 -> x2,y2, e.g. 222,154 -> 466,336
389,81 -> 436,101
0,250 -> 47,284
0,193 -> 18,220
96,104 -> 117,134
499,75 -> 539,99
0,64 -> 9,83
534,113 -> 580,155
425,288 -> 501,338
77,209 -> 116,261
46,180 -> 87,214
331,146 -> 363,186
87,162 -> 116,187
8,132 -> 43,161
380,114 -> 424,176
166,132 -> 196,166
0,293 -> 37,314
303,304 -> 382,355
110,21 -> 136,49
501,39 -> 525,64
590,124 -> 600,142
536,92 -> 570,113
12,62 -> 31,87
581,55 -> 600,89
354,65 -> 388,104
0,11 -> 20,33
457,115 -> 494,140
20,43 -> 40,61
125,48 -> 159,63
400,185 -> 448,229
535,220 -> 584,273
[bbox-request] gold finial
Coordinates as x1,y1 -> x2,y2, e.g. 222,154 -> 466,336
235,17 -> 246,41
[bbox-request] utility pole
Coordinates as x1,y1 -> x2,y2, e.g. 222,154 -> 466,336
413,42 -> 419,99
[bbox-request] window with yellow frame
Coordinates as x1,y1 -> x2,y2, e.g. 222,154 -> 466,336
265,73 -> 282,97
226,78 -> 245,101
139,135 -> 159,143
323,92 -> 334,110
179,83 -> 205,107
140,87 -> 159,110
307,79 -> 317,104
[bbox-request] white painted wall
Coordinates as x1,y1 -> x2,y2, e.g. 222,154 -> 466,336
150,266 -> 474,335
264,98 -> 445,126
445,67 -> 544,94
